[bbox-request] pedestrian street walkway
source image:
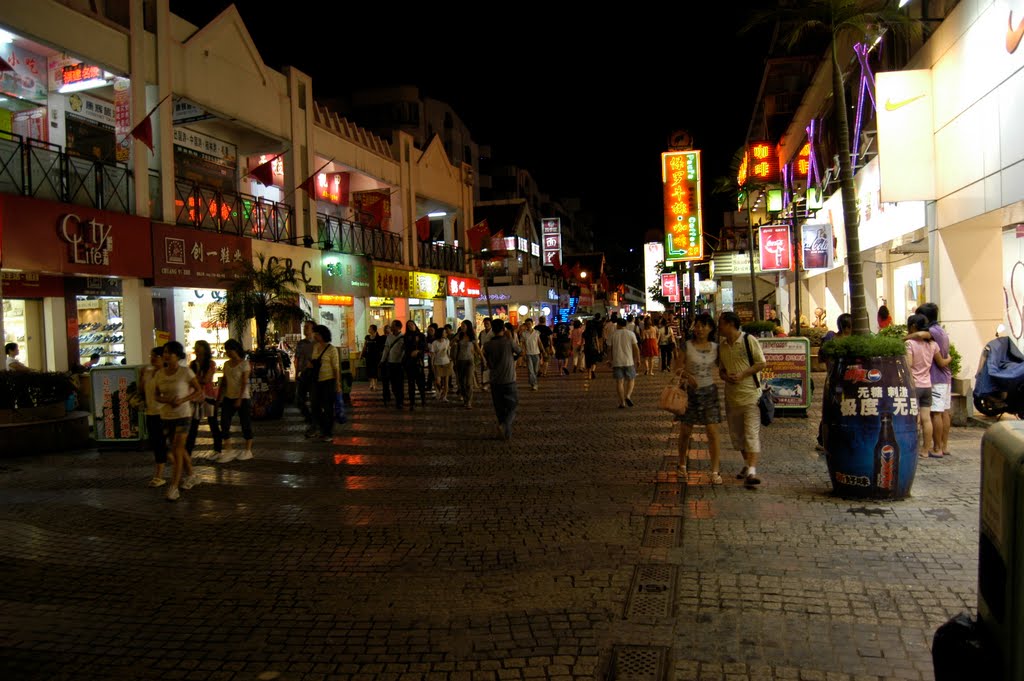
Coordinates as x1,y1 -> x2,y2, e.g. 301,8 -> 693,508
0,366 -> 986,681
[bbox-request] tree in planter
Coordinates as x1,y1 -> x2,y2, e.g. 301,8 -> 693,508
745,1 -> 921,335
211,253 -> 308,350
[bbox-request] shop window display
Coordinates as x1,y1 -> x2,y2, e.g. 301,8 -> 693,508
3,298 -> 31,369
76,297 -> 124,367
182,294 -> 228,384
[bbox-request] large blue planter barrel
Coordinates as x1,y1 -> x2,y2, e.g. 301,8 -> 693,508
823,354 -> 919,499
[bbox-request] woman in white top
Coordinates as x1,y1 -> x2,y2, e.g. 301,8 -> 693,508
430,327 -> 453,402
675,313 -> 723,485
309,324 -> 342,442
140,346 -> 169,488
154,341 -> 203,501
217,338 -> 254,461
657,318 -> 677,373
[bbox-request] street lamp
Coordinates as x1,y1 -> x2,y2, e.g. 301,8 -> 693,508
580,271 -> 588,279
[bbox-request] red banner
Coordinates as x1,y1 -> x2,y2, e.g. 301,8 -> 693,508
0,194 -> 152,277
352,190 -> 391,230
151,222 -> 253,288
758,225 -> 793,271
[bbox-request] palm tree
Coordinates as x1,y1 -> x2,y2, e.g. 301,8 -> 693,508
211,253 -> 308,350
746,0 -> 921,335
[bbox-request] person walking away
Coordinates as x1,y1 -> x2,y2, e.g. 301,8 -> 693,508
609,317 -> 641,408
478,317 -> 494,391
535,316 -> 553,377
217,339 -> 255,461
430,327 -> 453,402
362,324 -> 386,391
554,323 -> 572,376
307,325 -> 342,443
717,311 -> 767,488
570,319 -> 585,373
294,320 -> 315,428
584,315 -> 604,379
675,313 -> 723,483
483,319 -> 521,440
816,313 -> 853,452
657,318 -> 676,373
382,320 -> 405,409
905,313 -> 951,459
186,340 -> 223,460
907,302 -> 953,457
520,318 -> 543,391
639,317 -> 659,376
453,320 -> 482,409
5,342 -> 29,371
425,323 -> 438,394
403,320 -> 428,409
154,341 -> 203,501
140,346 -> 168,487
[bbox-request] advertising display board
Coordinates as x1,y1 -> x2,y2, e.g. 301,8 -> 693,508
758,337 -> 811,411
90,365 -> 144,443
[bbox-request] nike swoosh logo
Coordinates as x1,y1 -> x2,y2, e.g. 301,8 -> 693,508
884,94 -> 926,111
1008,11 -> 1024,54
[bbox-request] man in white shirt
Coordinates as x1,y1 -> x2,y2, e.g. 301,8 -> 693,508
609,318 -> 640,408
519,318 -> 543,390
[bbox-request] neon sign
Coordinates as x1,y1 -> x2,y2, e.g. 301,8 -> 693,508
662,150 -> 703,263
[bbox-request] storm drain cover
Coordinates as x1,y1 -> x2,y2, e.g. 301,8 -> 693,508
607,645 -> 668,680
654,483 -> 680,504
625,564 -> 676,619
643,516 -> 681,548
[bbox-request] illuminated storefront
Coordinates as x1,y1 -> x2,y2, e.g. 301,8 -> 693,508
322,253 -> 371,351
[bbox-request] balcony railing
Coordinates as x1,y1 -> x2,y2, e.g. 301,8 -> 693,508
418,241 -> 464,272
317,213 -> 403,263
0,132 -> 132,212
174,178 -> 292,242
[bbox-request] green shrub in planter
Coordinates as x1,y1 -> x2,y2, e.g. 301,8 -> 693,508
741,320 -> 778,336
798,326 -> 826,346
877,323 -> 961,377
819,334 -> 907,359
0,372 -> 76,410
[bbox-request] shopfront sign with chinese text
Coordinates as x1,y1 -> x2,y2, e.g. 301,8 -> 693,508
174,127 -> 237,166
737,141 -> 780,186
0,271 -> 64,298
447,276 -> 481,298
517,237 -> 529,253
662,151 -> 703,263
317,294 -> 354,306
2,44 -> 48,103
322,253 -> 370,296
317,172 -> 350,205
372,265 -> 410,298
151,222 -> 252,288
409,271 -> 444,299
758,225 -> 793,271
542,218 -> 562,265
0,195 -> 151,277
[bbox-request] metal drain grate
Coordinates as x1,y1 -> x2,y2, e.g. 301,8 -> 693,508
624,564 -> 676,619
642,516 -> 681,548
607,645 -> 668,680
653,483 -> 680,504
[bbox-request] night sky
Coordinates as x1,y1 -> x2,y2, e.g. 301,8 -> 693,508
169,1 -> 776,281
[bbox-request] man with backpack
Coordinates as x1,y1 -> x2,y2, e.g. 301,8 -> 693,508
717,311 -> 767,488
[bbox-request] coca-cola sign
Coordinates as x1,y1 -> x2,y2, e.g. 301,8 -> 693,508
758,224 -> 792,271
801,222 -> 834,270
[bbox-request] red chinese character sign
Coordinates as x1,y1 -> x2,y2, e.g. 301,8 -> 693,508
661,273 -> 680,303
662,151 -> 703,263
736,141 -> 780,187
542,218 -> 562,266
758,224 -> 793,271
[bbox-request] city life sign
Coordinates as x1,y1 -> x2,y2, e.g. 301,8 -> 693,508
662,150 -> 703,263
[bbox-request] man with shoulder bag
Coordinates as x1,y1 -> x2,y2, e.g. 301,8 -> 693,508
717,312 -> 768,488
294,320 -> 315,428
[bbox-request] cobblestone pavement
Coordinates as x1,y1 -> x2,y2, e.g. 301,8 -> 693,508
0,367 -> 985,681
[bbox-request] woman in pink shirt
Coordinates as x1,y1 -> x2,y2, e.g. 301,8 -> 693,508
905,314 -> 951,459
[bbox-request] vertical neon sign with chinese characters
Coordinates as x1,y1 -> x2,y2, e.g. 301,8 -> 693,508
662,150 -> 703,263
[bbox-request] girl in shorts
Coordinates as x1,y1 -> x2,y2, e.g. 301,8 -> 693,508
675,313 -> 723,484
905,314 -> 951,459
154,341 -> 203,501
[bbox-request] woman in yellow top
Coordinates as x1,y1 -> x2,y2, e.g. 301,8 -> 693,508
309,324 -> 342,443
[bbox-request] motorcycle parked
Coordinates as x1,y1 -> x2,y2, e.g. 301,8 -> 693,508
973,329 -> 1024,418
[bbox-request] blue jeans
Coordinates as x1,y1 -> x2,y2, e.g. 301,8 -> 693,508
526,354 -> 540,386
490,382 -> 519,438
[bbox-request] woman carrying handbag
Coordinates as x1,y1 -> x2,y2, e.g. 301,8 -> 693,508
674,313 -> 723,484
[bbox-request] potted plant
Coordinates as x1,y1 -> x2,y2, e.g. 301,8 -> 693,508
0,371 -> 76,423
742,320 -> 778,337
820,335 -> 917,499
211,253 -> 308,420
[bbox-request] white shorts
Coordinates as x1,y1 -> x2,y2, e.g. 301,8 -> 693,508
725,402 -> 761,454
931,382 -> 951,412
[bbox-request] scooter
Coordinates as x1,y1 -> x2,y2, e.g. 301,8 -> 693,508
973,325 -> 1024,418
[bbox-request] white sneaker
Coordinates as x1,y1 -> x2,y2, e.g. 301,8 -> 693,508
180,474 -> 200,490
165,486 -> 180,501
216,450 -> 238,463
235,450 -> 253,461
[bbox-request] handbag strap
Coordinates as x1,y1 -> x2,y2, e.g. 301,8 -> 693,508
742,333 -> 760,389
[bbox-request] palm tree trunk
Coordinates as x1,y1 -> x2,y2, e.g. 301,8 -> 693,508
832,45 -> 870,335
